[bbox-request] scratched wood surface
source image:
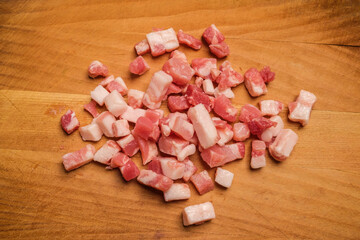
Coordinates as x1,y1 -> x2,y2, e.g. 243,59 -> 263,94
0,0 -> 360,239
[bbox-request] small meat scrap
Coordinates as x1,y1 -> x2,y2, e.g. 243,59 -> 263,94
162,56 -> 195,86
248,117 -> 277,139
104,91 -> 128,117
209,41 -> 230,58
137,169 -> 173,192
109,152 -> 130,168
134,39 -> 150,56
202,79 -> 215,95
200,143 -> 245,168
112,119 -> 130,138
147,158 -> 163,174
195,77 -> 204,88
260,115 -> 284,143
62,144 -> 96,171
238,104 -> 262,123
260,66 -> 275,83
191,58 -> 217,79
121,106 -> 146,123
212,118 -> 233,146
251,140 -> 266,169
269,129 -> 298,161
79,123 -> 103,142
127,89 -> 145,109
88,60 -> 108,78
288,90 -> 317,126
143,70 -> 173,109
93,140 -> 121,165
214,87 -> 234,99
129,56 -> 150,75
217,61 -> 244,90
259,100 -> 284,116
158,134 -> 189,157
215,167 -> 234,188
177,144 -> 196,161
244,68 -> 267,97
117,134 -> 139,157
185,85 -> 212,111
145,109 -> 163,125
106,77 -> 128,96
233,122 -> 250,142
100,75 -> 114,87
91,85 -> 109,106
95,111 -> 116,137
177,30 -> 202,50
171,116 -> 194,141
133,134 -> 158,165
159,157 -> 185,180
164,183 -> 191,202
61,110 -> 79,134
83,100 -> 99,118
133,116 -> 160,141
190,170 -> 214,195
146,28 -> 179,57
170,50 -> 187,61
120,160 -> 140,181
210,68 -> 221,80
183,202 -> 215,226
182,159 -> 198,182
203,24 -> 225,44
167,95 -> 190,112
213,94 -> 238,122
164,83 -> 182,100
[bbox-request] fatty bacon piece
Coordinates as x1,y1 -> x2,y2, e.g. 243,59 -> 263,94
171,115 -> 194,141
182,159 -> 198,182
104,91 -> 128,117
145,109 -> 163,125
233,122 -> 250,142
88,60 -> 108,78
147,158 -> 163,174
269,129 -> 298,161
216,61 -> 244,91
61,110 -> 79,134
95,111 -> 116,137
183,202 -> 216,226
62,144 -> 96,171
134,39 -> 150,56
212,117 -> 233,146
143,70 -> 173,109
177,30 -> 202,50
244,68 -> 267,97
202,24 -> 225,45
259,100 -> 284,116
133,134 -> 158,165
162,55 -> 195,86
112,119 -> 130,138
185,85 -> 212,112
109,153 -> 140,181
288,90 -> 317,126
191,58 -> 217,79
177,144 -> 196,161
213,94 -> 238,122
260,66 -> 275,83
100,75 -> 114,87
133,116 -> 160,142
260,115 -> 284,143
164,183 -> 191,202
159,157 -> 185,180
146,28 -> 179,57
248,117 -> 277,139
83,100 -> 99,118
209,41 -> 230,58
106,77 -> 128,96
190,170 -> 214,195
129,56 -> 150,75
167,95 -> 190,112
200,143 -> 245,168
79,122 -> 103,142
202,79 -> 214,95
215,167 -> 234,188
127,89 -> 145,109
121,106 -> 146,123
93,140 -> 121,165
238,104 -> 262,123
117,134 -> 139,157
214,87 -> 234,99
170,50 -> 187,61
137,169 -> 173,192
251,140 -> 266,169
158,134 -> 189,157
91,85 -> 109,106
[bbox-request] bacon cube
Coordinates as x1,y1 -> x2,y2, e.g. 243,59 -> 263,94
147,158 -> 163,174
61,110 -> 79,134
202,79 -> 215,95
213,118 -> 233,146
251,140 -> 266,169
104,91 -> 128,117
88,60 -> 108,78
83,100 -> 99,118
170,50 -> 187,61
177,30 -> 202,50
238,104 -> 262,123
133,134 -> 158,165
213,95 -> 238,122
195,77 -> 204,88
162,57 -> 195,86
109,152 -> 130,168
106,77 -> 128,96
183,202 -> 215,226
190,170 -> 214,195
233,122 -> 250,142
177,144 -> 196,161
259,100 -> 284,116
91,85 -> 109,106
120,160 -> 140,181
203,24 -> 225,44
244,68 -> 267,97
137,169 -> 173,192
215,167 -> 234,188
200,143 -> 245,168
260,66 -> 275,83
217,61 -> 243,90
185,84 -> 212,111
129,56 -> 150,75
146,28 -> 179,57
171,116 -> 194,141
210,68 -> 221,80
164,83 -> 182,99
116,134 -> 139,157
288,90 -> 317,126
133,116 -> 160,141
248,117 -> 277,139
134,39 -> 150,56
164,183 -> 191,202
121,106 -> 146,123
260,115 -> 284,142
269,129 -> 298,161
112,119 -> 130,138
209,41 -> 229,58
159,157 -> 185,180
182,159 -> 197,182
100,75 -> 115,87
143,70 -> 173,109
167,95 -> 190,112
127,89 -> 145,109
93,140 -> 121,165
145,109 -> 162,125
95,111 -> 116,137
79,123 -> 103,142
158,134 -> 189,157
62,144 -> 96,171
191,58 -> 217,79
214,87 -> 234,99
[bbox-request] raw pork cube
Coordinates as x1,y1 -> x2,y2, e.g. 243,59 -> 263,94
185,85 -> 212,111
177,30 -> 202,50
213,95 -> 238,122
104,91 -> 128,117
120,160 -> 140,181
217,61 -> 243,90
79,123 -> 103,141
147,158 -> 163,174
100,75 -> 114,87
210,68 -> 221,80
164,83 -> 182,99
170,50 -> 187,61
215,167 -> 234,188
214,87 -> 234,99
238,104 -> 262,123
93,140 -> 121,165
259,100 -> 284,116
146,28 -> 179,57
209,42 -> 229,58
251,140 -> 266,169
288,90 -> 317,126
117,134 -> 139,157
244,68 -> 267,97
106,77 -> 128,96
182,159 -> 197,182
91,85 -> 109,106
190,170 -> 214,195
162,57 -> 195,86
203,24 -> 225,44
200,143 -> 245,168
167,95 -> 190,112
83,100 -> 99,118
109,152 -> 130,168
269,129 -> 298,161
171,116 -> 194,141
61,110 -> 79,134
143,70 -> 173,109
145,109 -> 163,125
137,169 -> 173,192
191,58 -> 217,79
129,56 -> 150,75
183,202 -> 215,226
160,28 -> 180,52
188,104 -> 218,149
88,60 -> 108,78
177,144 -> 196,161
203,79 -> 215,95
135,39 -> 150,56
159,157 -> 185,180
260,66 -> 275,83
127,89 -> 145,109
133,116 -> 160,141
112,119 -> 130,138
164,183 -> 191,202
62,144 -> 96,171
213,118 -> 233,146
121,106 -> 146,123
195,77 -> 204,88
248,117 -> 277,139
133,134 -> 158,165
158,134 -> 189,157
260,115 -> 284,142
233,122 -> 250,142
95,111 -> 116,137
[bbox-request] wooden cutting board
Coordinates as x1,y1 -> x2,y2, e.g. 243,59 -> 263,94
0,0 -> 359,239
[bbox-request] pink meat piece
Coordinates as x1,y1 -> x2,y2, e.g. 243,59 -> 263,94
288,90 -> 317,126
177,29 -> 202,50
88,60 -> 108,78
191,58 -> 217,79
248,117 -> 277,139
260,66 -> 275,83
160,117 -> 171,137
202,24 -> 225,44
188,104 -> 219,149
162,57 -> 195,86
170,50 -> 187,61
158,134 -> 189,157
185,85 -> 212,112
164,83 -> 182,100
195,77 -> 204,88
146,28 -> 179,57
213,94 -> 238,122
216,61 -> 244,90
129,56 -> 150,75
209,42 -> 229,58
238,104 -> 262,123
244,68 -> 267,97
164,183 -> 191,202
61,110 -> 79,134
147,158 -> 163,174
104,91 -> 128,117
200,142 -> 245,168
212,118 -> 233,146
95,111 -> 116,137
133,134 -> 158,165
143,70 -> 173,109
91,85 -> 109,106
167,95 -> 190,112
84,100 -> 99,118
215,167 -> 234,188
93,140 -> 121,165
233,122 -> 250,142
251,140 -> 266,169
133,116 -> 160,142
109,152 -> 130,168
62,144 -> 96,171
134,39 -> 151,56
100,75 -> 115,87
259,100 -> 284,116
137,169 -> 173,192
190,170 -> 214,195
202,79 -> 215,95
106,77 -> 128,96
269,129 -> 298,161
214,87 -> 234,99
159,157 -> 185,180
112,119 -> 130,138
171,116 -> 194,141
210,68 -> 221,80
182,159 -> 197,182
144,109 -> 162,126
79,123 -> 103,142
120,160 -> 140,181
127,89 -> 145,109
177,144 -> 196,161
260,115 -> 284,143
116,134 -> 139,157
183,202 -> 215,226
121,106 -> 146,123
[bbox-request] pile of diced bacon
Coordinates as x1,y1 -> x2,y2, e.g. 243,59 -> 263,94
60,24 -> 316,227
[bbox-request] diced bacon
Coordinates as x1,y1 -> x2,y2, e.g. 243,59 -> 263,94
209,42 -> 229,58
146,28 -> 179,57
133,116 -> 160,141
251,140 -> 266,169
200,142 -> 245,168
177,144 -> 196,161
216,61 -> 244,90
144,109 -> 162,126
238,104 -> 262,123
147,158 -> 163,174
133,134 -> 158,165
170,50 -> 187,61
62,144 -> 96,171
190,170 -> 214,195
168,112 -> 188,127
210,68 -> 221,80
164,183 -> 191,202
160,118 -> 171,137
203,24 -> 225,44
191,58 -> 217,79
109,152 -> 130,169
212,117 -> 228,128
84,100 -> 99,118
112,119 -> 130,137
195,77 -> 204,88
213,95 -> 238,122
106,77 -> 128,96
91,85 -> 109,106
183,202 -> 215,226
260,66 -> 275,83
100,75 -> 115,87
215,167 -> 234,188
288,90 -> 317,126
161,28 -> 180,52
248,117 -> 277,139
259,100 -> 284,116
167,95 -> 190,112
214,87 -> 234,99
177,29 -> 202,50
120,160 -> 140,181
158,134 -> 189,156
171,116 -> 194,141
162,57 -> 195,86
61,110 -> 80,134
93,140 -> 121,165
185,85 -> 212,111
117,134 -> 139,157
104,91 -> 128,117
233,122 -> 250,142
79,123 -> 103,142
95,111 -> 116,137
260,115 -> 284,143
88,60 -> 108,78
121,106 -> 146,123
244,68 -> 267,97
135,39 -> 150,56
137,169 -> 173,192
188,104 -> 218,149
159,157 -> 185,180
143,70 -> 173,109
129,56 -> 150,75
127,89 -> 145,109
269,129 -> 298,161
202,79 -> 215,95
182,159 -> 197,182
213,118 -> 233,146
164,83 -> 182,100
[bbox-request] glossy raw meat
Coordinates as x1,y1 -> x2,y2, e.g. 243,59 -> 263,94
251,140 -> 266,169
127,89 -> 145,109
202,24 -> 225,44
209,41 -> 229,58
200,143 -> 245,168
104,91 -> 128,117
112,119 -> 130,138
269,129 -> 298,161
260,66 -> 275,83
244,68 -> 267,97
238,104 -> 262,123
120,160 -> 140,181
133,134 -> 158,165
61,110 -> 79,134
62,144 -> 96,171
190,170 -> 214,195
91,85 -> 109,106
259,100 -> 284,116
93,140 -> 121,165
167,95 -> 190,112
215,167 -> 234,188
233,122 -> 250,142
183,202 -> 215,226
83,100 -> 99,118
134,39 -> 150,56
79,123 -> 103,142
182,159 -> 198,182
260,115 -> 284,143
158,134 -> 189,156
137,169 -> 173,192
129,56 -> 150,75
116,134 -> 139,157
159,157 -> 185,180
106,77 -> 128,96
185,85 -> 212,112
213,94 -> 238,122
288,90 -> 317,126
177,30 -> 202,50
88,60 -> 108,78
143,70 -> 173,109
95,111 -> 116,137
164,183 -> 191,202
248,117 -> 277,139
162,57 -> 195,86
191,58 -> 217,79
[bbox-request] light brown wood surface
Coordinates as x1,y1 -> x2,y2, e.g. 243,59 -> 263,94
1,0 -> 360,239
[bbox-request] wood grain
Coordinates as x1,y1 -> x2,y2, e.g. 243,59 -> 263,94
0,0 -> 360,239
